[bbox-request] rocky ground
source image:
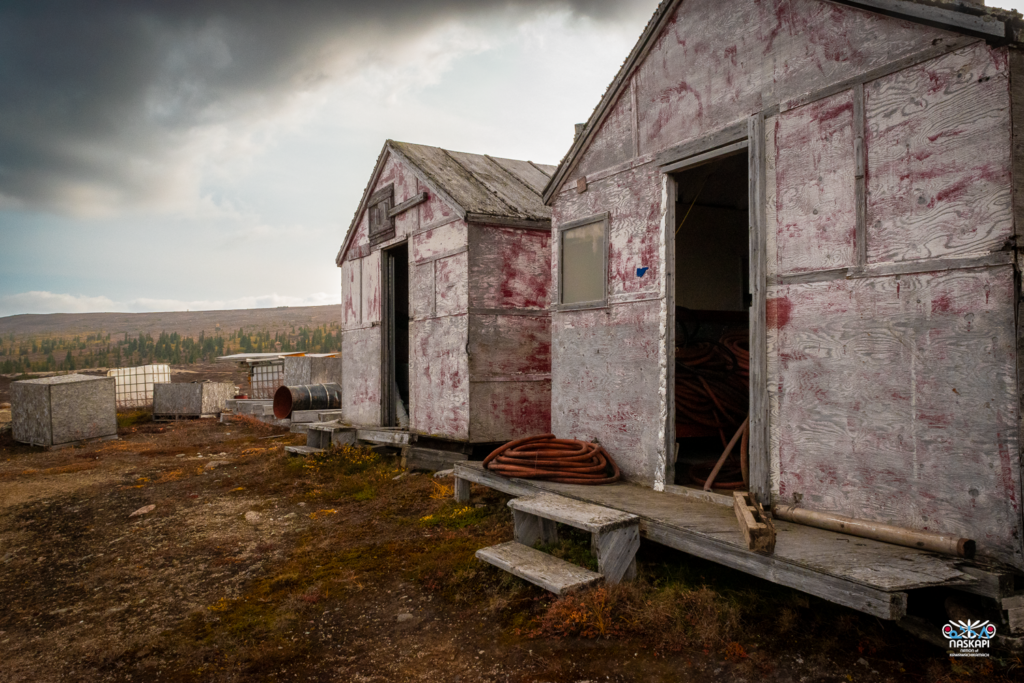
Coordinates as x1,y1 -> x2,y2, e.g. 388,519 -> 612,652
0,415 -> 1015,682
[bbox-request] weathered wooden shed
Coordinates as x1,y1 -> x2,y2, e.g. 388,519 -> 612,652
336,141 -> 555,453
459,0 -> 1024,620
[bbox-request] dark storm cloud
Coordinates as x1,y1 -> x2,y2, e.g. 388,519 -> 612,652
0,0 -> 633,213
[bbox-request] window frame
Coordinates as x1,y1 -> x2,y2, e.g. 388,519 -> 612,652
555,212 -> 610,311
367,184 -> 395,246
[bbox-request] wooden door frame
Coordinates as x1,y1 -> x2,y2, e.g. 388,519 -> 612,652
659,114 -> 770,504
379,241 -> 407,428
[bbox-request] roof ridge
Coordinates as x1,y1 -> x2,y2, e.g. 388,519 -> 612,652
439,147 -> 520,216
483,154 -> 543,198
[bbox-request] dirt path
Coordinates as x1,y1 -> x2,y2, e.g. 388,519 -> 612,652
0,419 -> 1009,682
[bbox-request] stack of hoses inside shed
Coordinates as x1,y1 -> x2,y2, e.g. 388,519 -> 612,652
676,327 -> 750,489
483,434 -> 622,485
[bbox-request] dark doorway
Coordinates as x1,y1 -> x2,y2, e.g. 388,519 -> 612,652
671,150 -> 750,491
382,243 -> 410,428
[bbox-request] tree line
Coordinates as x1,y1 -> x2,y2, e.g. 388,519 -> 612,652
0,323 -> 341,374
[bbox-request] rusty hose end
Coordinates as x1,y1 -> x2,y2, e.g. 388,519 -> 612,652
273,386 -> 293,419
957,538 -> 976,559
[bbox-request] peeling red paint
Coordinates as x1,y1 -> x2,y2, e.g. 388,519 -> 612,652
767,296 -> 793,330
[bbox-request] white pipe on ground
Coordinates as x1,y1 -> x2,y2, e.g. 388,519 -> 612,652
772,504 -> 975,559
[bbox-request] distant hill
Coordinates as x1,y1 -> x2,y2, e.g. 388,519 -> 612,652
0,305 -> 342,339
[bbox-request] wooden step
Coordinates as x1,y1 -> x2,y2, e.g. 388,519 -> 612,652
285,445 -> 324,456
356,428 -> 413,445
508,493 -> 640,584
475,541 -> 603,595
509,493 -> 638,533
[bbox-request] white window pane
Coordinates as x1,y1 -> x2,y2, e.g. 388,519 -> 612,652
561,222 -> 605,304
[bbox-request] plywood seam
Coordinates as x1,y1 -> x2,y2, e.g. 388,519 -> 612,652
412,245 -> 468,265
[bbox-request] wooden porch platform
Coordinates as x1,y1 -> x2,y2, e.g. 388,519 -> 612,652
454,461 -> 978,620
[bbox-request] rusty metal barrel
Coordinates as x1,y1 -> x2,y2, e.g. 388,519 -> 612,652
273,383 -> 342,419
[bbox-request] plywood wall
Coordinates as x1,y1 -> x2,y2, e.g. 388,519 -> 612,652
341,154 -> 553,442
767,267 -> 1021,566
549,0 -> 1022,564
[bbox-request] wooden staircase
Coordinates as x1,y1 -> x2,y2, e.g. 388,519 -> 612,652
476,493 -> 640,595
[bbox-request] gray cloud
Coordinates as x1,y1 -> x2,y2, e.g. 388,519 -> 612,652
0,0 -> 636,214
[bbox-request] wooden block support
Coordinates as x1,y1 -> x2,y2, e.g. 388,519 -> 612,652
1007,606 -> 1024,635
594,525 -> 640,583
733,491 -> 776,554
454,477 -> 471,504
513,509 -> 558,547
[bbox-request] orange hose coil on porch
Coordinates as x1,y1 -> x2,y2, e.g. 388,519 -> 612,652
483,434 -> 622,485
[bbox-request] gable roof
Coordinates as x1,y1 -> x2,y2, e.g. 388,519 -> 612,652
541,0 -> 1024,205
336,140 -> 556,266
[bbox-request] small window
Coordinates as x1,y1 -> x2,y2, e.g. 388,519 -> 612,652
559,214 -> 608,307
368,184 -> 395,246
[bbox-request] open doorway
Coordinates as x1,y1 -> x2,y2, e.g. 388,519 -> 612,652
671,151 -> 750,491
381,243 -> 410,428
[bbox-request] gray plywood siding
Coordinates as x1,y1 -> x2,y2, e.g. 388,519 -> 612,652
767,266 -> 1021,569
50,376 -> 116,446
341,327 -> 381,427
469,381 -> 551,443
628,0 -> 955,166
468,314 -> 551,442
468,224 -> 550,311
866,43 -> 1012,264
410,315 -> 469,440
551,299 -> 665,486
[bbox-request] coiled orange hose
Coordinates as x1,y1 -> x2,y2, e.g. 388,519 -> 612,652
483,434 -> 622,485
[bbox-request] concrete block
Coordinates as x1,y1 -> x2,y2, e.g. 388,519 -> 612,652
153,382 -> 235,417
12,374 -> 117,448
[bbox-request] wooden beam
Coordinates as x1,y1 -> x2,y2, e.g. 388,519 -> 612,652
848,251 -> 1014,278
748,113 -> 771,507
387,191 -> 428,218
854,83 -> 867,268
464,213 -> 551,231
660,140 -> 749,174
657,119 -> 749,168
781,36 -> 981,114
826,0 -> 1005,38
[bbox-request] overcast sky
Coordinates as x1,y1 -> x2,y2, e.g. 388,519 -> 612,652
1,0 -> 1022,318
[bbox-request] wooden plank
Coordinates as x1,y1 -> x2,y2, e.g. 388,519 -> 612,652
774,90 -> 857,274
456,462 -> 973,598
866,43 -> 1013,264
656,120 -> 749,167
594,524 -> 640,583
1010,48 -> 1024,241
849,251 -> 1014,278
829,0 -> 1005,38
749,113 -> 771,507
660,139 -> 748,174
733,491 -> 776,554
356,429 -> 413,446
780,36 -> 981,113
475,541 -> 604,595
508,493 -> 639,533
954,565 -> 1017,599
512,510 -> 558,547
387,191 -> 428,218
454,476 -> 471,503
854,83 -> 867,268
434,252 -> 468,318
